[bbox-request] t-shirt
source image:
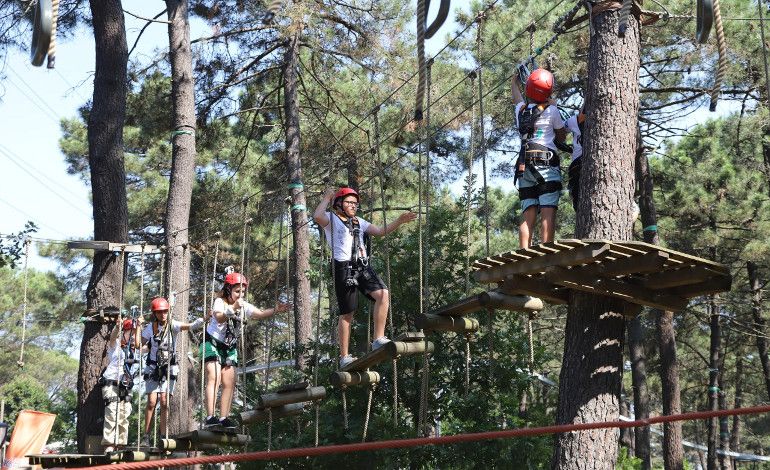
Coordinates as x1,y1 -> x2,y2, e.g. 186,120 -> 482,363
323,213 -> 371,262
141,320 -> 182,362
515,102 -> 565,151
103,342 -> 131,382
207,297 -> 257,343
565,115 -> 583,162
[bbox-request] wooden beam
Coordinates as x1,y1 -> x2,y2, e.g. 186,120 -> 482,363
329,370 -> 381,387
474,243 -> 610,283
643,265 -> 717,289
259,386 -> 326,408
241,403 -> 305,424
416,314 -> 479,334
169,430 -> 250,446
579,250 -> 670,277
272,381 -> 309,393
479,291 -> 544,312
498,276 -> 569,305
341,338 -> 434,372
545,266 -> 688,311
430,295 -> 482,317
661,275 -> 732,298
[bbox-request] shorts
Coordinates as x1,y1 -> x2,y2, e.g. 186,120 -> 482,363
202,338 -> 238,366
333,260 -> 387,315
144,364 -> 178,395
518,164 -> 562,213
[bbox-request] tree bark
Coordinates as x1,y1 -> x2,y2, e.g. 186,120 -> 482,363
619,387 -> 634,452
164,0 -> 197,433
707,298 -> 721,470
283,18 -> 312,370
552,8 -> 639,469
628,317 -> 650,469
747,261 -> 770,400
77,0 -> 128,453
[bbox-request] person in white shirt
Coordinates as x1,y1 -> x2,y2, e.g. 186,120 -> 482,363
511,68 -> 568,248
101,317 -> 137,452
138,297 -> 202,446
313,186 -> 417,368
565,106 -> 585,212
202,272 -> 290,429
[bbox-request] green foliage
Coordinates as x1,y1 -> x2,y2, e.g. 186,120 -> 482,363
0,222 -> 37,269
0,376 -> 51,425
616,447 -> 642,470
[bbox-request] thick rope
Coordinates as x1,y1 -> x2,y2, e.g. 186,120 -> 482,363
74,404 -> 770,470
17,239 -> 30,368
424,60 -> 433,306
362,385 -> 374,442
415,0 -> 427,120
199,235 -> 208,429
267,408 -> 273,452
137,247 -> 146,449
464,336 -> 471,398
527,314 -> 535,373
759,0 -> 770,109
477,18 -> 490,257
465,73 -> 476,295
313,227 -> 325,446
239,205 -> 248,405
46,0 -> 59,68
266,209 -> 287,388
709,0 -> 728,111
159,252 -> 166,298
342,386 -> 349,430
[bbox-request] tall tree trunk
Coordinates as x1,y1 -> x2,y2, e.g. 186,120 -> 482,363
283,17 -> 312,369
628,317 -> 650,469
747,261 -> 770,400
619,387 -> 634,452
164,0 -> 196,433
552,7 -> 639,469
76,0 -> 128,453
707,297 -> 721,470
637,116 -> 684,470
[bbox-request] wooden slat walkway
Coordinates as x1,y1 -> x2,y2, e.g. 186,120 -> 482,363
472,239 -> 731,313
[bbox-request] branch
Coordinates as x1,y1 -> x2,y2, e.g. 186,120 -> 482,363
123,9 -> 171,24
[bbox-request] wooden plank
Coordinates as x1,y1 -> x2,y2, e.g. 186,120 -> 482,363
329,370 -> 381,387
545,266 -> 688,311
341,339 -> 434,372
170,430 -> 250,446
430,295 -> 482,317
260,386 -> 326,408
416,314 -> 479,334
341,344 -> 391,371
498,275 -> 569,305
394,331 -> 425,342
479,291 -> 544,312
662,275 -> 732,298
572,251 -> 670,278
618,241 -> 730,274
474,243 -> 611,283
643,265 -> 717,289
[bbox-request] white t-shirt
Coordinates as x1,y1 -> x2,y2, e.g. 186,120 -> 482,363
515,102 -> 565,151
103,342 -> 130,382
323,213 -> 371,262
565,115 -> 583,162
207,297 -> 257,343
141,320 -> 182,362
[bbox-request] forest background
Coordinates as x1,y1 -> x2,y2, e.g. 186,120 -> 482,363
1,0 -> 770,468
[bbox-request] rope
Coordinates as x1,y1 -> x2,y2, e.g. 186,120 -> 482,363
266,206 -> 287,388
527,314 -> 535,373
476,17 -> 490,257
313,224 -> 325,446
342,386 -> 349,430
465,72 -> 476,295
46,0 -> 59,68
424,60 -> 433,307
239,204 -> 249,412
758,0 -> 770,109
415,0 -> 427,120
137,247 -> 146,449
709,0 -> 728,111
487,309 -> 493,384
77,404 -> 770,469
267,408 -> 273,452
362,385 -> 374,442
17,239 -> 30,368
464,336 -> 470,398
159,252 -> 166,298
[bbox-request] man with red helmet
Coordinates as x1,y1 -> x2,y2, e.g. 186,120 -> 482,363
314,186 -> 417,368
511,67 -> 569,248
138,297 -> 203,446
202,272 -> 290,429
100,316 -> 138,452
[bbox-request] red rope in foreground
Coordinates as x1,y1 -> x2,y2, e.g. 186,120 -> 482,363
76,404 -> 770,470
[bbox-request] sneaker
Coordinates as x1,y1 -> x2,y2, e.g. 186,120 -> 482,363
103,446 -> 115,453
204,415 -> 219,428
219,416 -> 237,429
339,355 -> 356,368
139,435 -> 150,448
371,336 -> 391,351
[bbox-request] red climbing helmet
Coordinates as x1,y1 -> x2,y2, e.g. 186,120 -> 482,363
151,297 -> 170,312
334,187 -> 359,202
525,68 -> 554,102
122,318 -> 135,330
224,272 -> 248,287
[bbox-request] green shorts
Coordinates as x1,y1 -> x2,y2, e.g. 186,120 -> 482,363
202,338 -> 238,366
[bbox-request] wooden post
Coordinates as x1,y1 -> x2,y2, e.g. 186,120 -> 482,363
259,386 -> 326,408
330,371 -> 381,387
241,403 -> 305,424
416,314 -> 479,334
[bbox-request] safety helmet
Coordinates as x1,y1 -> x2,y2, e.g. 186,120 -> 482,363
122,318 -> 135,331
151,297 -> 170,312
224,272 -> 248,287
525,68 -> 554,102
333,187 -> 359,207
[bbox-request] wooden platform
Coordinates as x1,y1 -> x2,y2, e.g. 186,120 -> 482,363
330,333 -> 434,385
27,448 -> 167,468
472,240 -> 731,313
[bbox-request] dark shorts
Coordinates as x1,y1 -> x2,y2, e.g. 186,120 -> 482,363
332,260 -> 387,315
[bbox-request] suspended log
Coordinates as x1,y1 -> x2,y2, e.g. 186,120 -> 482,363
168,429 -> 250,446
259,386 -> 326,408
416,313 -> 479,334
159,438 -> 220,451
430,295 -> 482,317
272,381 -> 309,393
241,403 -> 305,424
330,370 -> 381,387
479,291 -> 543,312
340,334 -> 434,372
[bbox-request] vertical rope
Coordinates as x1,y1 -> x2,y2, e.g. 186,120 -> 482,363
477,17 -> 490,257
267,408 -> 273,452
415,0 -> 427,121
527,314 -> 535,373
164,238 -> 176,443
239,204 -> 248,402
709,0 -> 728,111
113,248 -> 127,448
137,247 -> 146,449
200,235 -> 208,428
266,206 -> 287,388
159,252 -> 166,298
313,228 -> 325,446
758,0 -> 770,108
17,239 -> 30,368
342,386 -> 349,430
362,386 -> 374,442
464,336 -> 470,398
424,60 -> 433,308
46,0 -> 59,68
465,73 -> 476,295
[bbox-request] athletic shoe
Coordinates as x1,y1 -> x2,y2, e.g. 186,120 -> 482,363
371,336 -> 391,351
139,435 -> 150,447
204,415 -> 219,427
339,355 -> 356,368
219,416 -> 237,429
103,446 -> 115,453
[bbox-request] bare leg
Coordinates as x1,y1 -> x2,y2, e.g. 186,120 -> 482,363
205,361 -> 220,416
158,392 -> 168,435
143,393 -> 157,435
338,313 -> 354,357
540,207 -> 557,242
368,289 -> 389,340
220,366 -> 236,417
519,206 -> 538,248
